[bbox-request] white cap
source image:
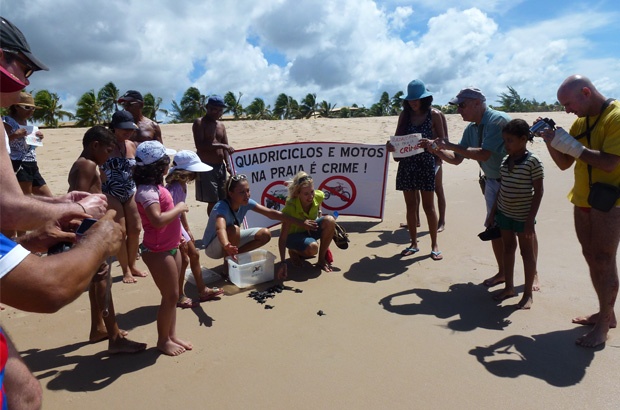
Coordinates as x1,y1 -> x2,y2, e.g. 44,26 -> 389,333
170,150 -> 213,172
135,141 -> 176,166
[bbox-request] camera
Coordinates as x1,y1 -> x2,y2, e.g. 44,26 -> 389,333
529,118 -> 556,136
47,218 -> 97,255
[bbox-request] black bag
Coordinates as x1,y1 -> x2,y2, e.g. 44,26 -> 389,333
478,175 -> 486,195
333,223 -> 349,249
588,182 -> 620,212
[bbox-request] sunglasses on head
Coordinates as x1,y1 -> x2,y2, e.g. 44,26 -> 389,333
2,49 -> 35,78
227,174 -> 247,191
17,105 -> 35,111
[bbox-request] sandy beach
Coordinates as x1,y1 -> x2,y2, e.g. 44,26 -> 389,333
3,112 -> 620,409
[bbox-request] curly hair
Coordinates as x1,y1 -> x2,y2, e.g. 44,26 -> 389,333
286,171 -> 314,199
165,169 -> 196,185
133,155 -> 171,186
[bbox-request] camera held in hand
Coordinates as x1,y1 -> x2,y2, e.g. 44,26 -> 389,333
529,118 -> 556,137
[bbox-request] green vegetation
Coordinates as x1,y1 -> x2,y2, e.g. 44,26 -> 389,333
1,85 -> 563,127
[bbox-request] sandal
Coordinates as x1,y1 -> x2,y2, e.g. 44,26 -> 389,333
400,247 -> 419,257
176,296 -> 198,309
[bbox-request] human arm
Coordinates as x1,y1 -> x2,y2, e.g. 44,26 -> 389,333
524,178 -> 544,237
252,203 -> 317,230
153,123 -> 163,143
192,119 -> 234,155
14,217 -> 79,253
0,210 -> 123,313
143,201 -> 188,229
213,216 -> 239,258
3,330 -> 43,410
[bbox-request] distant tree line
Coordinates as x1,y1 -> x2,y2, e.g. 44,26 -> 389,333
0,84 -> 563,128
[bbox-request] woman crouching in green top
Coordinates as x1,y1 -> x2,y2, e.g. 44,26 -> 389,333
279,172 -> 336,274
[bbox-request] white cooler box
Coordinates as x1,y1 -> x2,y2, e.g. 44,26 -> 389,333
226,249 -> 276,288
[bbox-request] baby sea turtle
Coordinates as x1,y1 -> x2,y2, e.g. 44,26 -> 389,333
294,289 -> 303,294
317,310 -> 325,316
265,305 -> 274,309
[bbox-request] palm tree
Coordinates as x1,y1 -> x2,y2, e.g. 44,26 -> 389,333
224,91 -> 244,119
300,93 -> 318,119
497,86 -> 529,112
98,82 -> 120,122
390,91 -> 404,115
317,100 -> 336,118
245,97 -> 272,120
170,87 -> 206,122
75,90 -> 105,127
143,92 -> 167,122
273,93 -> 301,120
32,89 -> 73,128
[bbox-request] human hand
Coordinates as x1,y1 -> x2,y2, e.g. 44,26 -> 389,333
77,193 -> 108,218
226,145 -> 235,154
304,219 -> 318,231
385,141 -> 395,152
82,210 -> 123,258
35,130 -> 44,139
276,261 -> 288,280
223,242 -> 239,260
15,219 -> 77,253
176,201 -> 189,213
11,128 -> 28,138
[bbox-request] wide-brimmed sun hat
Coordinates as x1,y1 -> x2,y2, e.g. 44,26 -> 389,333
16,91 -> 38,108
135,141 -> 176,166
170,150 -> 213,173
401,79 -> 433,101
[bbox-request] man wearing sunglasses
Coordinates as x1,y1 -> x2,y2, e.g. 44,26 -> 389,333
118,89 -> 162,144
434,87 -> 517,290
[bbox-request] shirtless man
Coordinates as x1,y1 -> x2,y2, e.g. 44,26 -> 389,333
193,95 -> 235,214
542,75 -> 620,347
118,90 -> 162,143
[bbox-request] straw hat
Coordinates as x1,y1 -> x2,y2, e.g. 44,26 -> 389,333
17,91 -> 38,108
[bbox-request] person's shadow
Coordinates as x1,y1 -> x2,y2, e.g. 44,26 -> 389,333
469,328 -> 600,386
378,283 -> 515,331
345,254 -> 421,283
21,342 -> 159,392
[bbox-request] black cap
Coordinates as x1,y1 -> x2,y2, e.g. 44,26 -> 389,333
0,16 -> 49,71
111,110 -> 138,130
118,90 -> 144,103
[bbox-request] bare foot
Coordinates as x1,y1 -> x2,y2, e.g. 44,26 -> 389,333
171,337 -> 193,351
158,340 -> 186,356
108,336 -> 147,354
572,312 -> 618,328
437,222 -> 445,233
493,289 -> 517,302
122,273 -> 138,284
130,266 -> 148,278
317,259 -> 333,272
483,272 -> 505,287
576,324 -> 609,348
532,274 -> 540,291
517,295 -> 533,310
90,328 -> 128,343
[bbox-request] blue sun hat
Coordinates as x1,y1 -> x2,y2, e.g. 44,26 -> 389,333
135,141 -> 176,166
401,79 -> 433,101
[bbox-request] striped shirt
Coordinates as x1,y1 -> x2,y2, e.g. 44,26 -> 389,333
497,152 -> 544,222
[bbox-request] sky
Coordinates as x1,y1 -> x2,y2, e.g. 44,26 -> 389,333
4,0 -> 620,120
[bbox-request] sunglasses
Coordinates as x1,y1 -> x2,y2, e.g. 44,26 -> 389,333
457,102 -> 467,109
121,101 -> 140,107
2,49 -> 35,78
17,105 -> 35,111
226,174 -> 247,191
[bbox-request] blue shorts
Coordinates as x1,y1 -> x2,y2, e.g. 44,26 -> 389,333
286,217 -> 326,251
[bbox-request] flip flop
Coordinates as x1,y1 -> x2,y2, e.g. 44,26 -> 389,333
199,287 -> 224,302
430,251 -> 443,261
400,247 -> 419,257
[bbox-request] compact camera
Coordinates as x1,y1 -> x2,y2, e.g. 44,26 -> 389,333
47,218 -> 97,255
529,118 -> 556,136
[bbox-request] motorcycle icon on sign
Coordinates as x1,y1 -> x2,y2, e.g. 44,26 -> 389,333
322,182 -> 351,200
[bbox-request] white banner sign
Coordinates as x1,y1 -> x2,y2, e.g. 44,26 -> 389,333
390,133 -> 423,158
230,142 -> 390,228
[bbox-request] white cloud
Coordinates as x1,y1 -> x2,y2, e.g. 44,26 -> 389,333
3,0 -> 619,119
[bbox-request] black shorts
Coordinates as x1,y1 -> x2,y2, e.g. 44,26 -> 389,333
12,160 -> 47,187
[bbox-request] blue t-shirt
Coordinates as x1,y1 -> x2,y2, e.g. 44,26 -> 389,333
0,233 -> 30,280
202,199 -> 258,246
458,107 -> 510,179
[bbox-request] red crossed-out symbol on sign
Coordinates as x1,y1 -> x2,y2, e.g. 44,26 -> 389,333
319,175 -> 356,211
261,180 -> 288,211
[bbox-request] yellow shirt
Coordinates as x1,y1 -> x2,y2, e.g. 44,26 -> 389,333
282,190 -> 325,234
568,100 -> 620,207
